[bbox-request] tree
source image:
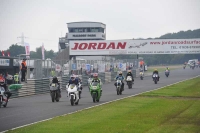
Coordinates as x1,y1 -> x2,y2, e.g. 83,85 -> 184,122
7,44 -> 25,57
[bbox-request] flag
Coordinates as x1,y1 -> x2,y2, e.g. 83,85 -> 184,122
1,51 -> 5,56
7,51 -> 10,57
24,43 -> 30,59
42,43 -> 45,60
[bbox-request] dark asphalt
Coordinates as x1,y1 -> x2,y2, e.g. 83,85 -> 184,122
0,67 -> 200,132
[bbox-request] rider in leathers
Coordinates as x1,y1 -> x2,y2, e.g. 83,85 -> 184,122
51,76 -> 61,97
115,72 -> 125,91
152,69 -> 160,81
126,70 -> 134,84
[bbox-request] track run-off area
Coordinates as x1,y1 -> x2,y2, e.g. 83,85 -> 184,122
0,67 -> 200,132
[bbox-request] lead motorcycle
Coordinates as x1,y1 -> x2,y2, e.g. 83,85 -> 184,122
49,83 -> 61,102
126,76 -> 132,89
66,84 -> 79,106
152,74 -> 159,84
0,81 -> 8,108
89,81 -> 101,103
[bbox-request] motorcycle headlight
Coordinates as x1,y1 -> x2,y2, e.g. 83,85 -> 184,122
92,86 -> 97,89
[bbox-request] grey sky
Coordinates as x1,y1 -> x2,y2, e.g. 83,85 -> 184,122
0,0 -> 200,52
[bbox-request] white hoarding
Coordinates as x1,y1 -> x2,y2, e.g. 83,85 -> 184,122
69,39 -> 200,55
0,59 -> 10,66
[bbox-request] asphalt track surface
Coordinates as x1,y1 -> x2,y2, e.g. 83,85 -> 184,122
0,67 -> 200,132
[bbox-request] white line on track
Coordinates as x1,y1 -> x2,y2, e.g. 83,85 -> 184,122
1,75 -> 199,133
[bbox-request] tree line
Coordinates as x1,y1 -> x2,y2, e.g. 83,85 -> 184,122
1,44 -> 56,59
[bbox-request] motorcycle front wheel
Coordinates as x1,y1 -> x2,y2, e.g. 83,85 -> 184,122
51,91 -> 55,102
70,95 -> 74,106
92,93 -> 96,103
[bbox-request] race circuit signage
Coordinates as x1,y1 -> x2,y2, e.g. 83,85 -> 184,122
69,39 -> 200,55
0,59 -> 10,66
72,34 -> 96,37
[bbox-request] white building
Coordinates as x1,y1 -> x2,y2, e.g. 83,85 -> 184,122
59,21 -> 106,51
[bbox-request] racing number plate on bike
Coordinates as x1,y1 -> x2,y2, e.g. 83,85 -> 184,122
52,83 -> 56,87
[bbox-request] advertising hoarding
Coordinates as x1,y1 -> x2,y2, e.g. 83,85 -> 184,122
69,39 -> 200,55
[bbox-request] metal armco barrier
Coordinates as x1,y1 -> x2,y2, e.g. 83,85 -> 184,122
10,70 -> 136,98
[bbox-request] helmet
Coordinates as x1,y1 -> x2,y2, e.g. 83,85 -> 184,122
93,73 -> 98,79
154,69 -> 157,71
128,70 -> 131,73
119,71 -> 122,75
70,74 -> 75,81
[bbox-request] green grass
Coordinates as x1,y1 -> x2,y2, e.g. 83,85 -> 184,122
6,77 -> 200,133
146,65 -> 182,73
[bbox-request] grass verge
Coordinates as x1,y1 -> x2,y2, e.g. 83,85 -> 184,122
6,77 -> 200,133
146,65 -> 182,73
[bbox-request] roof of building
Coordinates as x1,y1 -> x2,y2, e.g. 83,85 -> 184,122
67,21 -> 105,25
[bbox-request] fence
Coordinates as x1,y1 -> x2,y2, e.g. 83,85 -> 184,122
9,58 -> 140,98
24,58 -> 140,80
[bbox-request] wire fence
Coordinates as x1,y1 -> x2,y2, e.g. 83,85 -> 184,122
25,58 -> 140,79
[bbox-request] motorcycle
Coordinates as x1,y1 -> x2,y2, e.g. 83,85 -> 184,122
78,82 -> 82,99
66,84 -> 79,106
183,65 -> 186,69
115,79 -> 123,95
165,70 -> 170,77
152,74 -> 159,84
126,76 -> 132,89
0,81 -> 8,108
49,83 -> 61,102
89,81 -> 101,103
140,71 -> 144,80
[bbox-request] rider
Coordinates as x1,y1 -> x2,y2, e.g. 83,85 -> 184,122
126,70 -> 134,83
91,73 -> 102,93
75,75 -> 82,90
115,71 -> 125,91
152,69 -> 160,81
68,74 -> 79,86
66,74 -> 79,97
0,73 -> 12,100
51,76 -> 61,97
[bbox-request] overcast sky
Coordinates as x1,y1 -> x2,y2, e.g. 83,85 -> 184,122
0,0 -> 200,52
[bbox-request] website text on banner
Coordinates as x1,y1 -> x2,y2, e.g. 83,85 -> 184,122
69,39 -> 200,55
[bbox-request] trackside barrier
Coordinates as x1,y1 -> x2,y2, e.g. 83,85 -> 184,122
9,70 -> 136,98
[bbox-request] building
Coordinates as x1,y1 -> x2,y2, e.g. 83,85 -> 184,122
59,21 -> 106,52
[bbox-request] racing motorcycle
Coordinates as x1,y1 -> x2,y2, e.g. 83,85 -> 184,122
49,83 -> 61,102
165,70 -> 170,77
89,81 -> 101,103
140,71 -> 144,80
78,82 -> 82,99
66,84 -> 79,106
0,81 -> 8,108
126,76 -> 132,89
115,79 -> 123,95
152,74 -> 159,84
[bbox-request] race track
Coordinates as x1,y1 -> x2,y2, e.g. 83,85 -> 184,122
0,67 -> 200,132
